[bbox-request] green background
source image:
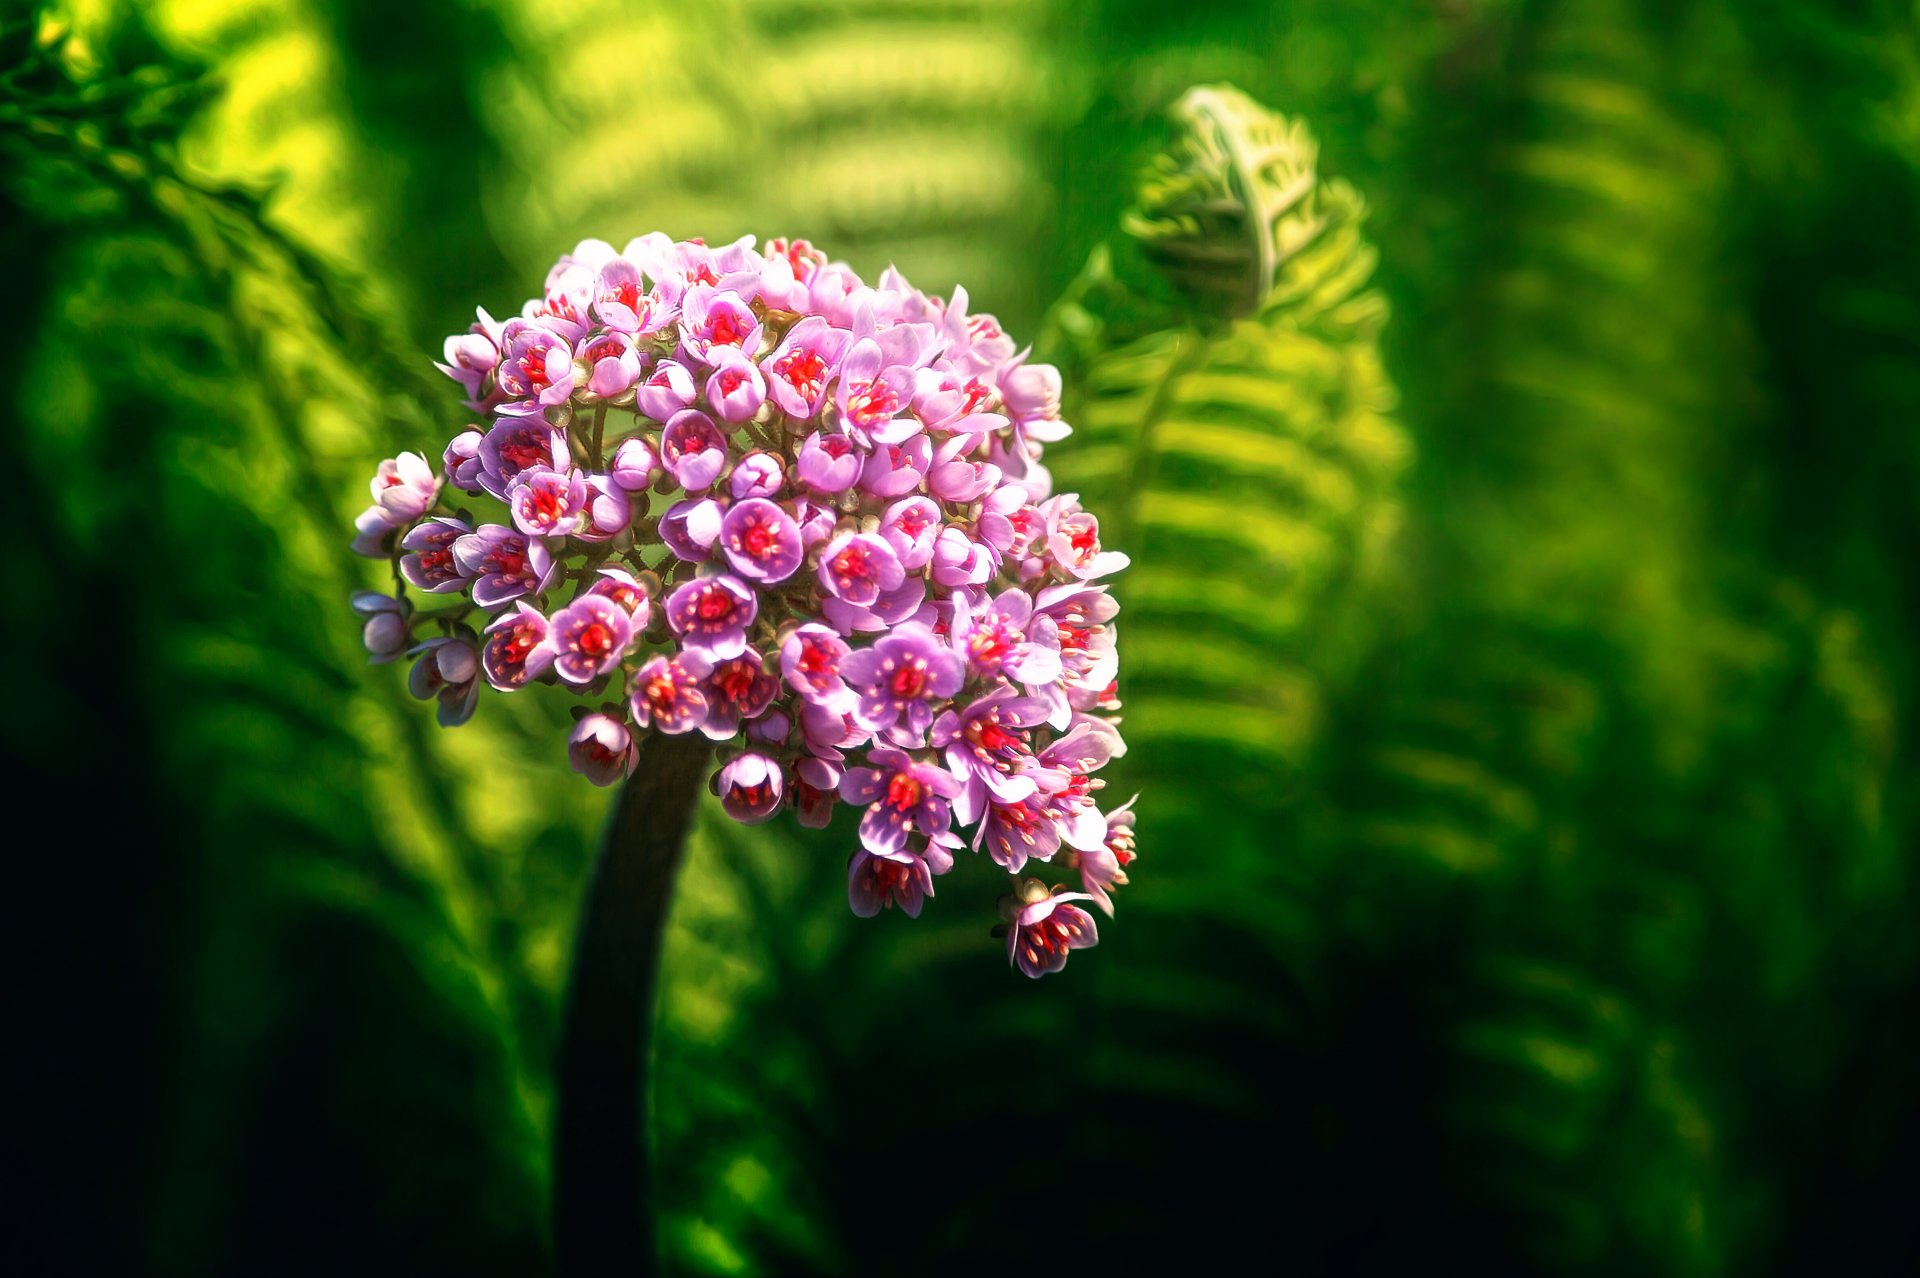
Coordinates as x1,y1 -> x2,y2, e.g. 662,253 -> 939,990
8,0 -> 1917,1273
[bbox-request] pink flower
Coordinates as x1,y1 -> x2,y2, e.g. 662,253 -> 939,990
660,409 -> 728,491
481,602 -> 554,690
839,746 -> 962,855
678,286 -> 762,367
700,652 -> 777,740
587,567 -> 652,628
545,595 -> 633,685
719,498 -> 803,583
509,468 -> 590,537
665,574 -> 757,661
704,349 -> 766,423
399,517 -> 470,593
495,319 -> 575,409
1004,885 -> 1099,978
817,532 -> 904,607
372,452 -> 440,524
713,752 -> 782,823
582,329 -> 643,397
629,652 -> 712,735
569,712 -> 637,786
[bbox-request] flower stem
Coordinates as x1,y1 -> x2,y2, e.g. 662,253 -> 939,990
552,730 -> 711,1276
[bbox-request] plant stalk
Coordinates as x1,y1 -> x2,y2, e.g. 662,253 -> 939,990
553,730 -> 711,1275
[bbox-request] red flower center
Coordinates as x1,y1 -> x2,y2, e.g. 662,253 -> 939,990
777,349 -> 826,395
833,545 -> 870,581
716,663 -> 756,704
697,589 -> 733,621
709,310 -> 745,347
890,664 -> 927,698
886,774 -> 922,810
578,622 -> 612,658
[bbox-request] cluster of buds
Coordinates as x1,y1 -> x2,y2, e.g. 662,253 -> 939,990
350,234 -> 1137,975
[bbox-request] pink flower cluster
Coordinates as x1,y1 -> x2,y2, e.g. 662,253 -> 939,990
350,234 -> 1137,975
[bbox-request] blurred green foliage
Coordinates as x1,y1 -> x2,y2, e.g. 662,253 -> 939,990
8,1 -> 1918,1274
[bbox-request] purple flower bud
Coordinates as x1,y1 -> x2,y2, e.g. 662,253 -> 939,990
586,567 -> 652,629
728,450 -> 785,500
817,532 -> 904,607
795,429 -> 862,495
746,708 -> 790,746
665,574 -> 757,660
792,498 -> 839,548
575,472 -> 633,543
704,349 -> 767,423
630,652 -> 712,735
352,591 -> 408,664
481,602 -> 553,690
794,755 -> 840,828
636,359 -> 696,420
408,634 -> 480,727
443,429 -> 485,493
880,496 -> 940,570
609,436 -> 661,491
930,526 -> 993,589
1006,888 -> 1098,978
718,497 -> 803,583
660,409 -> 728,491
857,436 -> 930,499
659,497 -> 725,563
436,317 -> 498,395
372,451 -> 441,523
714,752 -> 783,823
509,467 -> 590,537
926,435 -> 1001,503
1000,357 -> 1062,422
568,712 -> 637,786
545,594 -> 633,684
398,516 -> 470,593
351,505 -> 399,558
582,329 -> 643,398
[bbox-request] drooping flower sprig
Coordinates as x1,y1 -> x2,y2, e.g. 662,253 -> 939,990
350,234 -> 1135,975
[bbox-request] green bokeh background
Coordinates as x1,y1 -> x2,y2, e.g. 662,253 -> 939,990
8,1 -> 1918,1274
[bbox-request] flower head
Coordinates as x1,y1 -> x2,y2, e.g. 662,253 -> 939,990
371,232 -> 1135,975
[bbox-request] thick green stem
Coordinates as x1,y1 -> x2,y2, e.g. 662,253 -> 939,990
552,730 -> 711,1276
